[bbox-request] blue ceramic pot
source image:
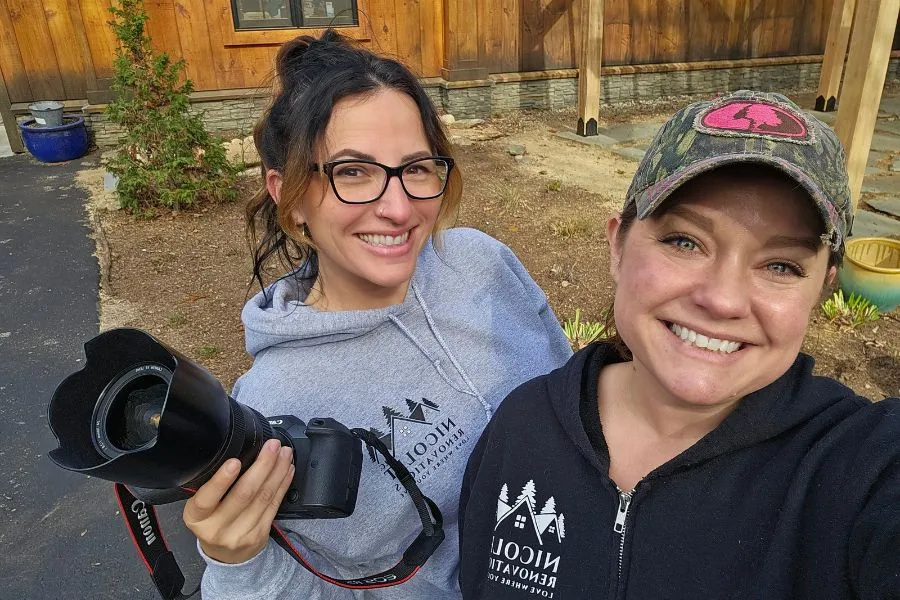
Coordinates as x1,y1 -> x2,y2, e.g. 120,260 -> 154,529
19,115 -> 89,163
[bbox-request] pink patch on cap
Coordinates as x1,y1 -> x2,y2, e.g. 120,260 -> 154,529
701,101 -> 808,139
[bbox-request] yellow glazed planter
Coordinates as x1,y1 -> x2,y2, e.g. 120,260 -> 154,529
838,237 -> 900,313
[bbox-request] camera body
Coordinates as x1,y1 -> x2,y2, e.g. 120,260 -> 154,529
267,415 -> 361,519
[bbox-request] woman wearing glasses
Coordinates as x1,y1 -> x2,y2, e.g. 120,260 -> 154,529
181,30 -> 572,599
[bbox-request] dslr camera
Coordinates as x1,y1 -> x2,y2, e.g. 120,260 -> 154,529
48,328 -> 362,518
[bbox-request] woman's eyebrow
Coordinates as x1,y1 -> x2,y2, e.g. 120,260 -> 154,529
327,149 -> 377,161
764,234 -> 821,253
661,206 -> 715,231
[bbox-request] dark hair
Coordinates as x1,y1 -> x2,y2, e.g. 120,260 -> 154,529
605,164 -> 843,359
246,29 -> 462,292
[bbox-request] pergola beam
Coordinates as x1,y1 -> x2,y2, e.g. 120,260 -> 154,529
815,0 -> 858,112
576,0 -> 603,136
833,0 -> 900,212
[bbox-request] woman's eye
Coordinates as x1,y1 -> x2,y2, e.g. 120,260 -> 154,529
766,262 -> 804,277
665,236 -> 698,251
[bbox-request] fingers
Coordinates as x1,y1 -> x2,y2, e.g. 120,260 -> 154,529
183,457 -> 242,522
225,444 -> 294,532
182,438 -> 295,564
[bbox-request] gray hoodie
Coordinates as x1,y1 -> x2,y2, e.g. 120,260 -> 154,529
199,228 -> 572,599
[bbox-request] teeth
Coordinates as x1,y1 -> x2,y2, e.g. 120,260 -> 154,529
359,232 -> 409,247
669,323 -> 742,354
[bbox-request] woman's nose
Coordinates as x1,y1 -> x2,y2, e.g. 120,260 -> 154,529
690,260 -> 752,319
375,176 -> 413,222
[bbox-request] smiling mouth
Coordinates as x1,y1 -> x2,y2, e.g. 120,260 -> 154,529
357,231 -> 410,247
667,322 -> 744,354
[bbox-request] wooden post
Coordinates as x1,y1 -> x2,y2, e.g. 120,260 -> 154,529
576,0 -> 603,136
833,0 -> 899,212
441,0 -> 488,81
0,63 -> 24,153
815,0 -> 857,111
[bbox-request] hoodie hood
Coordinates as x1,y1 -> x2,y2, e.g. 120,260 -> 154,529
242,268 -> 421,355
545,342 -> 862,478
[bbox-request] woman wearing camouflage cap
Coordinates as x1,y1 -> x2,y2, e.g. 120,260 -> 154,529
458,90 -> 900,599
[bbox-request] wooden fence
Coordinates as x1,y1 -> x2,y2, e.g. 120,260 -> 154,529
1,0 -> 898,104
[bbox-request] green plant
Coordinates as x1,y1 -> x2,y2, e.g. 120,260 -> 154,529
197,345 -> 221,359
105,0 -> 238,215
547,179 -> 562,192
167,311 -> 187,326
563,308 -> 610,350
821,290 -> 880,328
550,216 -> 591,238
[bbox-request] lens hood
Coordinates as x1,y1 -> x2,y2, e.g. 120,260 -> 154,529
48,328 -> 233,489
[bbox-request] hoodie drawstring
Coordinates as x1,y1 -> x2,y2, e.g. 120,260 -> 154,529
386,283 -> 493,419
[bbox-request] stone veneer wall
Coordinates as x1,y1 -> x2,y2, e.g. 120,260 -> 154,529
79,57 -> 899,147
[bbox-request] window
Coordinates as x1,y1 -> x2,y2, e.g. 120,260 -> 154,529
232,0 -> 358,30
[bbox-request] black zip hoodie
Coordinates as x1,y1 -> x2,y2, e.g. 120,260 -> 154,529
459,343 -> 900,599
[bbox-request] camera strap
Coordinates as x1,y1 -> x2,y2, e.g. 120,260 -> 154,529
112,428 -> 443,597
269,428 -> 445,588
113,482 -> 199,599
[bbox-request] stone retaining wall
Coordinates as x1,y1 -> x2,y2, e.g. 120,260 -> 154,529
73,57 -> 899,147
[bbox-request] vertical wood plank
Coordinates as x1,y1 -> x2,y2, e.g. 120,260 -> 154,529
0,0 -> 31,102
370,0 -> 399,59
442,0 -> 486,79
576,0 -> 602,136
6,0 -> 66,100
834,0 -> 900,211
173,0 -> 217,90
144,0 -> 184,62
603,0 -> 630,65
79,0 -> 117,79
629,0 -> 652,63
520,0 -> 544,70
656,0 -> 684,62
67,0 -> 99,93
816,0 -> 856,111
419,0 -> 443,77
395,0 -> 423,74
0,60 -> 25,151
43,0 -> 88,98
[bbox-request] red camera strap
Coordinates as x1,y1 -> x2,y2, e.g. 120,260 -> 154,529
112,428 -> 443,598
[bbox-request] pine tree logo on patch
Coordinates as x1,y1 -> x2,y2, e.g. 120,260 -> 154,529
369,398 -> 441,455
495,480 -> 566,545
368,398 -> 469,494
488,480 -> 566,597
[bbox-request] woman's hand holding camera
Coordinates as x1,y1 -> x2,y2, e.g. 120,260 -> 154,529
183,438 -> 295,564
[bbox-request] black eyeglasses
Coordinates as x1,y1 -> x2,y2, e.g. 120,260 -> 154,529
312,156 -> 455,204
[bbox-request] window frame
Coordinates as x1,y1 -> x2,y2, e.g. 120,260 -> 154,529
216,0 -> 370,47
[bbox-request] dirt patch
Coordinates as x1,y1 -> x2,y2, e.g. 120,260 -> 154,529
79,105 -> 900,400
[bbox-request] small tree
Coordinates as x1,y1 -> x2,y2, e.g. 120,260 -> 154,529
106,0 -> 237,214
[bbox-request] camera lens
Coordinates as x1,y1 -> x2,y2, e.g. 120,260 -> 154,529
106,376 -> 166,452
92,364 -> 174,460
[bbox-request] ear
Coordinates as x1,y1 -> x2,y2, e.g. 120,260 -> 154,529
266,169 -> 307,227
824,265 -> 837,288
266,169 -> 284,205
606,214 -> 624,284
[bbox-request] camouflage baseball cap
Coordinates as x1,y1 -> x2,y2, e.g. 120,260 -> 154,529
625,90 -> 852,251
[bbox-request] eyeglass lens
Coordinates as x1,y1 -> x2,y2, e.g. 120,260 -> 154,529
331,158 -> 450,203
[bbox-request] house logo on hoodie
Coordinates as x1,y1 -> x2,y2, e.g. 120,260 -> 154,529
369,398 -> 470,495
488,480 -> 565,597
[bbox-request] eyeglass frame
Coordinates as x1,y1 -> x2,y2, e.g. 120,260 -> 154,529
311,156 -> 455,205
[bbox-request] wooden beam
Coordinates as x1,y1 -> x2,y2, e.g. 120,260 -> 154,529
441,0 -> 488,81
0,62 -> 25,153
815,0 -> 857,111
833,0 -> 900,213
576,0 -> 603,136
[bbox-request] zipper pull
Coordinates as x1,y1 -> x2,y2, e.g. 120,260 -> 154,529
614,491 -> 632,534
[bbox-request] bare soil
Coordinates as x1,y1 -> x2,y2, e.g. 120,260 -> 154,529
79,104 -> 900,400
